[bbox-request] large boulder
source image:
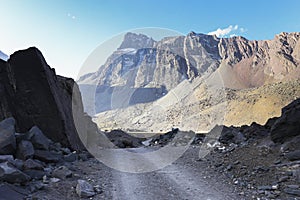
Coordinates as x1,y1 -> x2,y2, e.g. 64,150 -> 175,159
0,47 -> 101,150
271,98 -> 300,143
23,159 -> 44,170
34,150 -> 61,163
149,129 -> 179,146
23,169 -> 45,180
0,118 -> 16,155
104,129 -> 144,148
16,140 -> 34,160
28,126 -> 51,150
204,125 -> 246,145
0,162 -> 30,183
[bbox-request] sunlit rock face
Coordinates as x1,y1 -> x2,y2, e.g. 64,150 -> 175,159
78,32 -> 300,132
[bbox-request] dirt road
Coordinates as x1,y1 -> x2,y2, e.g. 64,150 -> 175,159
92,147 -> 241,200
33,147 -> 242,200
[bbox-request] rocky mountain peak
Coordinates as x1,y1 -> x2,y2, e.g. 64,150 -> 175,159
118,32 -> 155,50
188,31 -> 218,39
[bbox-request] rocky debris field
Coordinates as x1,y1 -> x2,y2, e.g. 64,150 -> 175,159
0,117 -> 94,199
201,125 -> 300,200
138,98 -> 300,199
1,100 -> 300,199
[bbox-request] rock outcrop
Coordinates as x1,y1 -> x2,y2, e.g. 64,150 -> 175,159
0,118 -> 16,155
270,98 -> 300,143
0,47 -> 96,150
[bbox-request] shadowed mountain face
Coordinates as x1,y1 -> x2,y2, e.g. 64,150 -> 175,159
0,47 -> 98,150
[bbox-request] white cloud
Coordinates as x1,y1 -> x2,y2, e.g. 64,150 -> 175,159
67,13 -> 76,20
208,25 -> 239,37
239,27 -> 247,33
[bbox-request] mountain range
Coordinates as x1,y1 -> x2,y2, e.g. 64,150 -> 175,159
78,31 -> 300,133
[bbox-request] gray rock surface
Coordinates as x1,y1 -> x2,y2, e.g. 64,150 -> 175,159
284,188 -> 300,196
76,179 -> 95,198
285,150 -> 300,161
16,140 -> 34,160
11,159 -> 23,170
52,166 -> 72,179
218,125 -> 246,144
271,98 -> 300,143
0,155 -> 14,163
0,183 -> 29,200
29,126 -> 51,150
34,150 -> 61,163
0,162 -> 30,183
23,169 -> 45,180
63,153 -> 78,162
23,159 -> 44,170
0,118 -> 16,155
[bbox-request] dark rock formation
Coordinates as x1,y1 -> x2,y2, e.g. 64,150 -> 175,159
0,183 -> 29,199
52,166 -> 72,179
285,150 -> 300,161
103,130 -> 144,148
28,126 -> 51,150
23,159 -> 44,170
0,118 -> 16,155
0,47 -> 97,150
218,125 -> 246,145
34,150 -> 61,163
16,140 -> 34,160
271,98 -> 300,143
0,162 -> 30,183
149,129 -> 179,146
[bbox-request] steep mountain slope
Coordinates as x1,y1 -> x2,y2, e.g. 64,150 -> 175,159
224,79 -> 300,126
78,32 -> 300,132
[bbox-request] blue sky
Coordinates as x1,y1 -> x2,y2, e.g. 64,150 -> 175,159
1,0 -> 300,78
